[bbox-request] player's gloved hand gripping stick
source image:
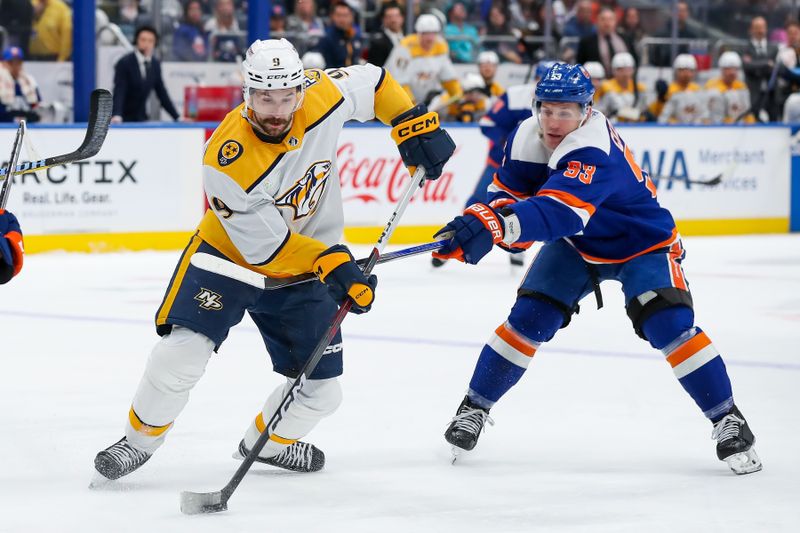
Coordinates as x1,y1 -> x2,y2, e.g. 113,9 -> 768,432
180,165 -> 429,515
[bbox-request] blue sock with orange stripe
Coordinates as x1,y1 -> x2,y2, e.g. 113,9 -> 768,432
468,296 -> 563,409
642,307 -> 733,422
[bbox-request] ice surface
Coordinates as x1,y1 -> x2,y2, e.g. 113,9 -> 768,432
1,235 -> 799,532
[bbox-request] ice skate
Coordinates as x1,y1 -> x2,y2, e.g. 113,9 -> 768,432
444,396 -> 493,463
712,405 -> 762,475
234,439 -> 325,473
93,437 -> 152,483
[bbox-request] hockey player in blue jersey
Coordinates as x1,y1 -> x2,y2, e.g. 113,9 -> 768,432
435,63 -> 761,475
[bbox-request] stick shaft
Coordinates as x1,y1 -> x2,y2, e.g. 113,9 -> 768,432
216,166 -> 427,505
0,121 -> 25,209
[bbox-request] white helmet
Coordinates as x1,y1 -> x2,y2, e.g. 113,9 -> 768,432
461,72 -> 486,92
673,53 -> 697,70
477,50 -> 499,65
583,61 -> 606,80
301,51 -> 326,70
718,51 -> 742,69
241,39 -> 305,127
415,14 -> 442,33
611,52 -> 635,70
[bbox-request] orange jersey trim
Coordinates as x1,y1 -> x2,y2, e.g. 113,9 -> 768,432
491,174 -> 530,198
536,189 -> 597,216
576,227 -> 679,264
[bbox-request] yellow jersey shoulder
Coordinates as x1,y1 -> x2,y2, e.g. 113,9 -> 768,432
401,35 -> 449,57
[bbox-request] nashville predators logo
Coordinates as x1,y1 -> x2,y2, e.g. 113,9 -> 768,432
275,160 -> 332,220
194,288 -> 223,311
218,140 -> 243,166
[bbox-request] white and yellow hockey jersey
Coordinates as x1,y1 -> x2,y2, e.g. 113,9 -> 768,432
705,78 -> 753,124
196,65 -> 414,278
385,34 -> 462,105
658,81 -> 708,124
597,78 -> 647,122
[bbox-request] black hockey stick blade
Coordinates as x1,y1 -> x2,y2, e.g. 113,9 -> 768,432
180,489 -> 228,515
0,89 -> 112,178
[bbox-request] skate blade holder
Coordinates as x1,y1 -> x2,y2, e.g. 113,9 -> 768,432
725,448 -> 762,475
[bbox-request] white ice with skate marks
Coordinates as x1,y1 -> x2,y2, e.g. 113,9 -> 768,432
1,235 -> 799,532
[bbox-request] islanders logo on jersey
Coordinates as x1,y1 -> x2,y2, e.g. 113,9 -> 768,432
275,160 -> 332,220
218,140 -> 243,166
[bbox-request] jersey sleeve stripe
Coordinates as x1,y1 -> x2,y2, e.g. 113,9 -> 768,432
540,195 -> 592,227
536,189 -> 597,216
245,152 -> 286,194
305,96 -> 345,133
575,227 -> 678,264
374,68 -> 387,92
491,174 -> 530,199
253,228 -> 291,266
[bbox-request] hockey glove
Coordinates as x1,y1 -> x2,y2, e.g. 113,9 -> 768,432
0,209 -> 24,284
487,198 -> 533,254
433,203 -> 509,265
390,104 -> 456,180
313,244 -> 377,314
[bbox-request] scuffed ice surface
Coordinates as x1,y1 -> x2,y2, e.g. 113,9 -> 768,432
1,234 -> 799,532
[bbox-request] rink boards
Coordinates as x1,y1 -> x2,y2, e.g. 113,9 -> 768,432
0,122 -> 796,253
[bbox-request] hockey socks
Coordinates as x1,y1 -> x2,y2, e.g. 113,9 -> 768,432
642,307 -> 733,421
468,296 -> 562,408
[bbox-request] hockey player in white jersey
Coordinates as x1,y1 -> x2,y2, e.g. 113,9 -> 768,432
705,51 -> 753,123
92,38 -> 455,482
658,54 -> 709,124
386,14 -> 462,106
599,52 -> 647,122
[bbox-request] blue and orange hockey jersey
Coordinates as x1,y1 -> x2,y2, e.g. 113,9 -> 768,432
478,84 -> 534,167
489,110 -> 677,263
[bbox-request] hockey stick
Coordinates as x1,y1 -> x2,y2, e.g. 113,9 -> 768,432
0,88 -> 112,193
189,237 -> 451,291
180,165 -> 428,515
652,173 -> 723,186
0,120 -> 25,209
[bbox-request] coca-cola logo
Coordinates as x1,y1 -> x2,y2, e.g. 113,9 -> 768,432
337,142 -> 457,204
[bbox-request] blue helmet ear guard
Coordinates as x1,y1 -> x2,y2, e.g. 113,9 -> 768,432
534,63 -> 595,107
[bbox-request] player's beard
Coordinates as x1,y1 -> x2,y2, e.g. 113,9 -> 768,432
254,114 -> 293,138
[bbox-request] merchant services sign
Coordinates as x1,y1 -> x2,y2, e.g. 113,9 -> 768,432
0,126 -> 206,235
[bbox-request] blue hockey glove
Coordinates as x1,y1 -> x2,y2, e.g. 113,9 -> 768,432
313,244 -> 378,314
390,104 -> 456,180
432,203 -> 506,265
0,209 -> 24,284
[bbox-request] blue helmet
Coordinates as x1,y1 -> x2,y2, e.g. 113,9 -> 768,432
534,60 -> 556,81
534,63 -> 595,106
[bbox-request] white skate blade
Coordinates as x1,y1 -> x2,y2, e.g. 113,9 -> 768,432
724,448 -> 762,475
450,446 -> 463,465
232,449 -> 245,461
88,471 -> 112,489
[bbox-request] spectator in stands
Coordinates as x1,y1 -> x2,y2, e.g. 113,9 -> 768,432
386,14 -> 461,106
111,26 -> 180,124
445,2 -> 479,64
599,52 -> 646,123
577,7 -> 635,75
706,51 -> 753,124
742,16 -> 779,121
205,0 -> 244,62
477,50 -> 503,97
270,4 -> 287,35
777,20 -> 800,116
658,53 -> 707,124
0,47 -> 41,123
619,7 -> 646,63
315,2 -> 363,68
651,1 -> 701,67
482,3 -> 523,64
0,0 -> 33,55
366,2 -> 404,67
172,0 -> 208,61
116,0 -> 143,42
562,0 -> 595,41
29,0 -> 72,61
286,0 -> 326,54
